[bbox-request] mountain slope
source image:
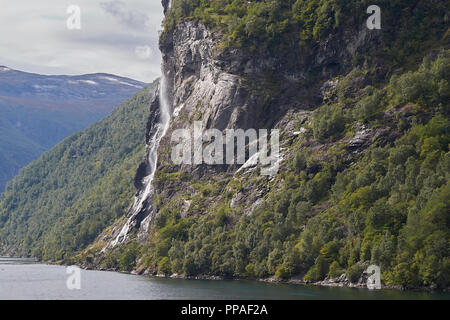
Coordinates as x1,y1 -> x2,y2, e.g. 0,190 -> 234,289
0,81 -> 158,259
79,0 -> 448,289
0,66 -> 147,191
0,0 -> 449,290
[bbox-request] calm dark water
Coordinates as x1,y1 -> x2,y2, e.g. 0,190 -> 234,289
0,257 -> 448,300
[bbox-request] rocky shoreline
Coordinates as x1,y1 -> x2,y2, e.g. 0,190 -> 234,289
77,263 -> 426,292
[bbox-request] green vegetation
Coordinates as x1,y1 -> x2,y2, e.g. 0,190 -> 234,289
0,81 -> 158,261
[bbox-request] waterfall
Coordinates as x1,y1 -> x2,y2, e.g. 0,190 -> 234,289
108,73 -> 171,248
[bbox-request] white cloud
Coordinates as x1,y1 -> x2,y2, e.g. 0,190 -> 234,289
100,0 -> 153,31
0,0 -> 164,82
135,45 -> 154,60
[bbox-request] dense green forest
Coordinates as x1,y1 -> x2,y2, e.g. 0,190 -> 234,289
0,82 -> 157,260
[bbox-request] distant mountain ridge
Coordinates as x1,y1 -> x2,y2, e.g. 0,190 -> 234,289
0,66 -> 145,101
0,66 -> 147,192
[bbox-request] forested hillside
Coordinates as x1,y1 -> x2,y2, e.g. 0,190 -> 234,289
0,81 -> 157,260
95,51 -> 449,289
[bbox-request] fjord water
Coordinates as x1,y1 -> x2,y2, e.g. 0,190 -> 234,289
0,258 -> 448,300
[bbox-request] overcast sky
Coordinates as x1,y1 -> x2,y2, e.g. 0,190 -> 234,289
0,0 -> 164,82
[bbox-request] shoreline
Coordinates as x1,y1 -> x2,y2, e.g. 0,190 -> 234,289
2,255 -> 447,293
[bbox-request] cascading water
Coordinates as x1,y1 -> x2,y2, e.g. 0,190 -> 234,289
108,73 -> 172,248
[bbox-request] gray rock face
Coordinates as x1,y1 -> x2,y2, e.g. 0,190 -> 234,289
162,21 -> 257,133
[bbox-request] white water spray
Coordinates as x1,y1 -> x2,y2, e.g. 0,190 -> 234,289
109,73 -> 172,248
